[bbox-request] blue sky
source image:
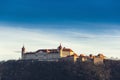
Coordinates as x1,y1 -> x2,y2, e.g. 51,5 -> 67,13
0,0 -> 120,60
0,0 -> 120,24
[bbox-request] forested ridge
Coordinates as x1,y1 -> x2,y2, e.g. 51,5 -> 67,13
0,59 -> 119,80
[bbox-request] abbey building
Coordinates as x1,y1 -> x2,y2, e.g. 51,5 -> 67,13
21,44 -> 78,62
21,44 -> 105,64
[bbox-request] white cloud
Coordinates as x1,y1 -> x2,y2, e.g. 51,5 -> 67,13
0,25 -> 120,60
65,30 -> 120,58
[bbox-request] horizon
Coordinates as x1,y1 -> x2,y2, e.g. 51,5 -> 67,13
0,0 -> 120,60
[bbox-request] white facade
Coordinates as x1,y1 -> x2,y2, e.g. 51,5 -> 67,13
21,45 -> 77,61
23,52 -> 60,61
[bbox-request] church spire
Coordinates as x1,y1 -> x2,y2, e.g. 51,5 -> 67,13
58,43 -> 62,50
22,45 -> 25,54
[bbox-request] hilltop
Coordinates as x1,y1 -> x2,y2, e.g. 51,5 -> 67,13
0,60 -> 120,80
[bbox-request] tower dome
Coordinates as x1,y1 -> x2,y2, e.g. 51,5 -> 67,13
22,45 -> 25,54
58,44 -> 62,50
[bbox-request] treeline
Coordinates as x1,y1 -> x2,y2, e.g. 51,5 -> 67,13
0,59 -> 119,80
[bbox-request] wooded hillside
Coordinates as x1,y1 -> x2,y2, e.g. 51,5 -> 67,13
0,60 -> 119,80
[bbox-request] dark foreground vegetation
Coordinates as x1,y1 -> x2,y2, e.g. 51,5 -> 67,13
0,59 -> 120,80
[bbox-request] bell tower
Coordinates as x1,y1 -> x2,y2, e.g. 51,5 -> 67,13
21,45 -> 25,59
58,44 -> 62,57
22,45 -> 25,54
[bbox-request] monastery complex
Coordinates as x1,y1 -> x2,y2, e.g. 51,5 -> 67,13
21,44 -> 105,64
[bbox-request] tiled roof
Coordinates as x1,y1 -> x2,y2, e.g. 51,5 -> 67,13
24,52 -> 35,55
25,49 -> 59,54
73,53 -> 78,57
36,49 -> 59,53
66,53 -> 78,57
80,54 -> 85,57
62,48 -> 73,52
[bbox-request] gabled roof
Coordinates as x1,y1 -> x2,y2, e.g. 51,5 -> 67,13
36,49 -> 59,54
73,53 -> 78,57
25,49 -> 59,55
62,48 -> 73,52
79,54 -> 85,57
66,53 -> 78,57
